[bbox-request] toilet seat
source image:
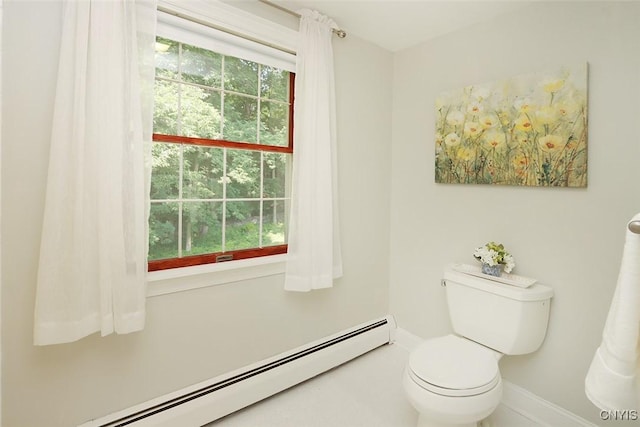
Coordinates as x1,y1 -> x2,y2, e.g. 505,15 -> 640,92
408,335 -> 500,397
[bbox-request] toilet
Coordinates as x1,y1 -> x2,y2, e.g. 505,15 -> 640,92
402,265 -> 554,427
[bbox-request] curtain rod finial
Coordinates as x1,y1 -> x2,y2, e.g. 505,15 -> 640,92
334,29 -> 347,38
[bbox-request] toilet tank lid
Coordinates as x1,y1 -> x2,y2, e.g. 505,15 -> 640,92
444,268 -> 554,301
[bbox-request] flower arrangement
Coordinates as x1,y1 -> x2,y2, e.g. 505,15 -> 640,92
434,64 -> 588,188
473,241 -> 515,274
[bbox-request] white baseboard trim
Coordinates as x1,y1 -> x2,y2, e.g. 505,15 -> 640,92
395,328 -> 596,427
79,317 -> 396,427
500,381 -> 597,427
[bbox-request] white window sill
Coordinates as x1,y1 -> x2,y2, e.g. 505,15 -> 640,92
147,254 -> 287,297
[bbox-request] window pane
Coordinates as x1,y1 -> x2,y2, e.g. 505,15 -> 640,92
226,149 -> 261,199
263,152 -> 288,198
225,200 -> 260,251
183,146 -> 224,200
180,85 -> 222,139
154,79 -> 179,135
181,43 -> 222,88
260,100 -> 288,147
223,93 -> 258,143
155,37 -> 179,80
150,35 -> 293,269
225,57 -> 258,96
182,202 -> 223,256
260,66 -> 288,102
149,202 -> 179,260
151,143 -> 180,199
262,200 -> 286,246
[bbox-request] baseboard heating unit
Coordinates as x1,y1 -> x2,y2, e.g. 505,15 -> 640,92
79,315 -> 397,427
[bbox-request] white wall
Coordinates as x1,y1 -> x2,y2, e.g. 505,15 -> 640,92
0,2 -> 392,426
6,1 -> 640,426
390,2 -> 640,426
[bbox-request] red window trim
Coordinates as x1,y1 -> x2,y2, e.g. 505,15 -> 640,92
152,133 -> 292,154
148,244 -> 288,272
148,73 -> 294,272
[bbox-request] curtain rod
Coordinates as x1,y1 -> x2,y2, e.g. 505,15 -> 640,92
258,0 -> 347,38
157,5 -> 297,55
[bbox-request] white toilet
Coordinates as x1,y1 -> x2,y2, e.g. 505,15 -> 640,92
402,265 -> 554,427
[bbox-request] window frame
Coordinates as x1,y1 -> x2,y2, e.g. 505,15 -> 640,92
149,7 -> 297,273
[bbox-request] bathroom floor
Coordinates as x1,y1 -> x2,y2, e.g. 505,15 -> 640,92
208,340 -> 542,427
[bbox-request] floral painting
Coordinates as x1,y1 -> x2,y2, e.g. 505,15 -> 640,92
435,64 -> 588,187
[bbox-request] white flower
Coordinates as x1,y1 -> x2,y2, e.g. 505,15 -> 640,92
473,241 -> 515,273
467,101 -> 483,115
473,247 -> 497,265
503,254 -> 515,273
444,132 -> 461,147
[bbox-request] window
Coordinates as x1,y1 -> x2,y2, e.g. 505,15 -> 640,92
148,34 -> 293,271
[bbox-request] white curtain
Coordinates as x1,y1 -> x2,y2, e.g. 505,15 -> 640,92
0,8 -> 3,424
284,9 -> 342,292
34,0 -> 156,345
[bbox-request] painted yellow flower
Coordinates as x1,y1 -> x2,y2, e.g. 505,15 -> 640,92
512,153 -> 529,169
456,146 -> 474,161
446,110 -> 465,126
512,153 -> 530,178
444,132 -> 461,147
557,100 -> 580,118
479,114 -> 498,129
542,78 -> 565,93
538,134 -> 564,152
514,114 -> 534,132
484,130 -> 506,149
514,97 -> 535,113
464,122 -> 482,137
565,136 -> 579,150
536,106 -> 559,125
467,102 -> 483,115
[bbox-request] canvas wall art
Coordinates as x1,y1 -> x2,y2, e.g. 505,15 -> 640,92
435,64 -> 588,187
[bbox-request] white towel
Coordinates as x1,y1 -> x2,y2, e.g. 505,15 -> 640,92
585,213 -> 640,410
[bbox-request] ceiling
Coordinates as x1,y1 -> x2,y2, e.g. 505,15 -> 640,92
267,0 -> 536,52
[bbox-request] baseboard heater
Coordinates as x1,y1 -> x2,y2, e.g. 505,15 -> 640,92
79,315 -> 396,427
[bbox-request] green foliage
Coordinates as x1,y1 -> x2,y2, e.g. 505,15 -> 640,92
149,37 -> 291,261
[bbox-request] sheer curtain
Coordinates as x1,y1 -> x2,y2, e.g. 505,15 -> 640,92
284,9 -> 342,292
1,4 -> 3,420
34,0 -> 156,345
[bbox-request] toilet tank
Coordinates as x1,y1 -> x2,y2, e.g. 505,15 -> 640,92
443,266 -> 554,355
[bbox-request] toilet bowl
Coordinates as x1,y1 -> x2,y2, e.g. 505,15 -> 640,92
402,265 -> 554,427
402,335 -> 503,427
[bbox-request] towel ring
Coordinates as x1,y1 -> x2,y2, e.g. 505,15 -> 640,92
628,220 -> 640,234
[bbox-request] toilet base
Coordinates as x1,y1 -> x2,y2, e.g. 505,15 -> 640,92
403,366 -> 502,427
417,413 -> 476,427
